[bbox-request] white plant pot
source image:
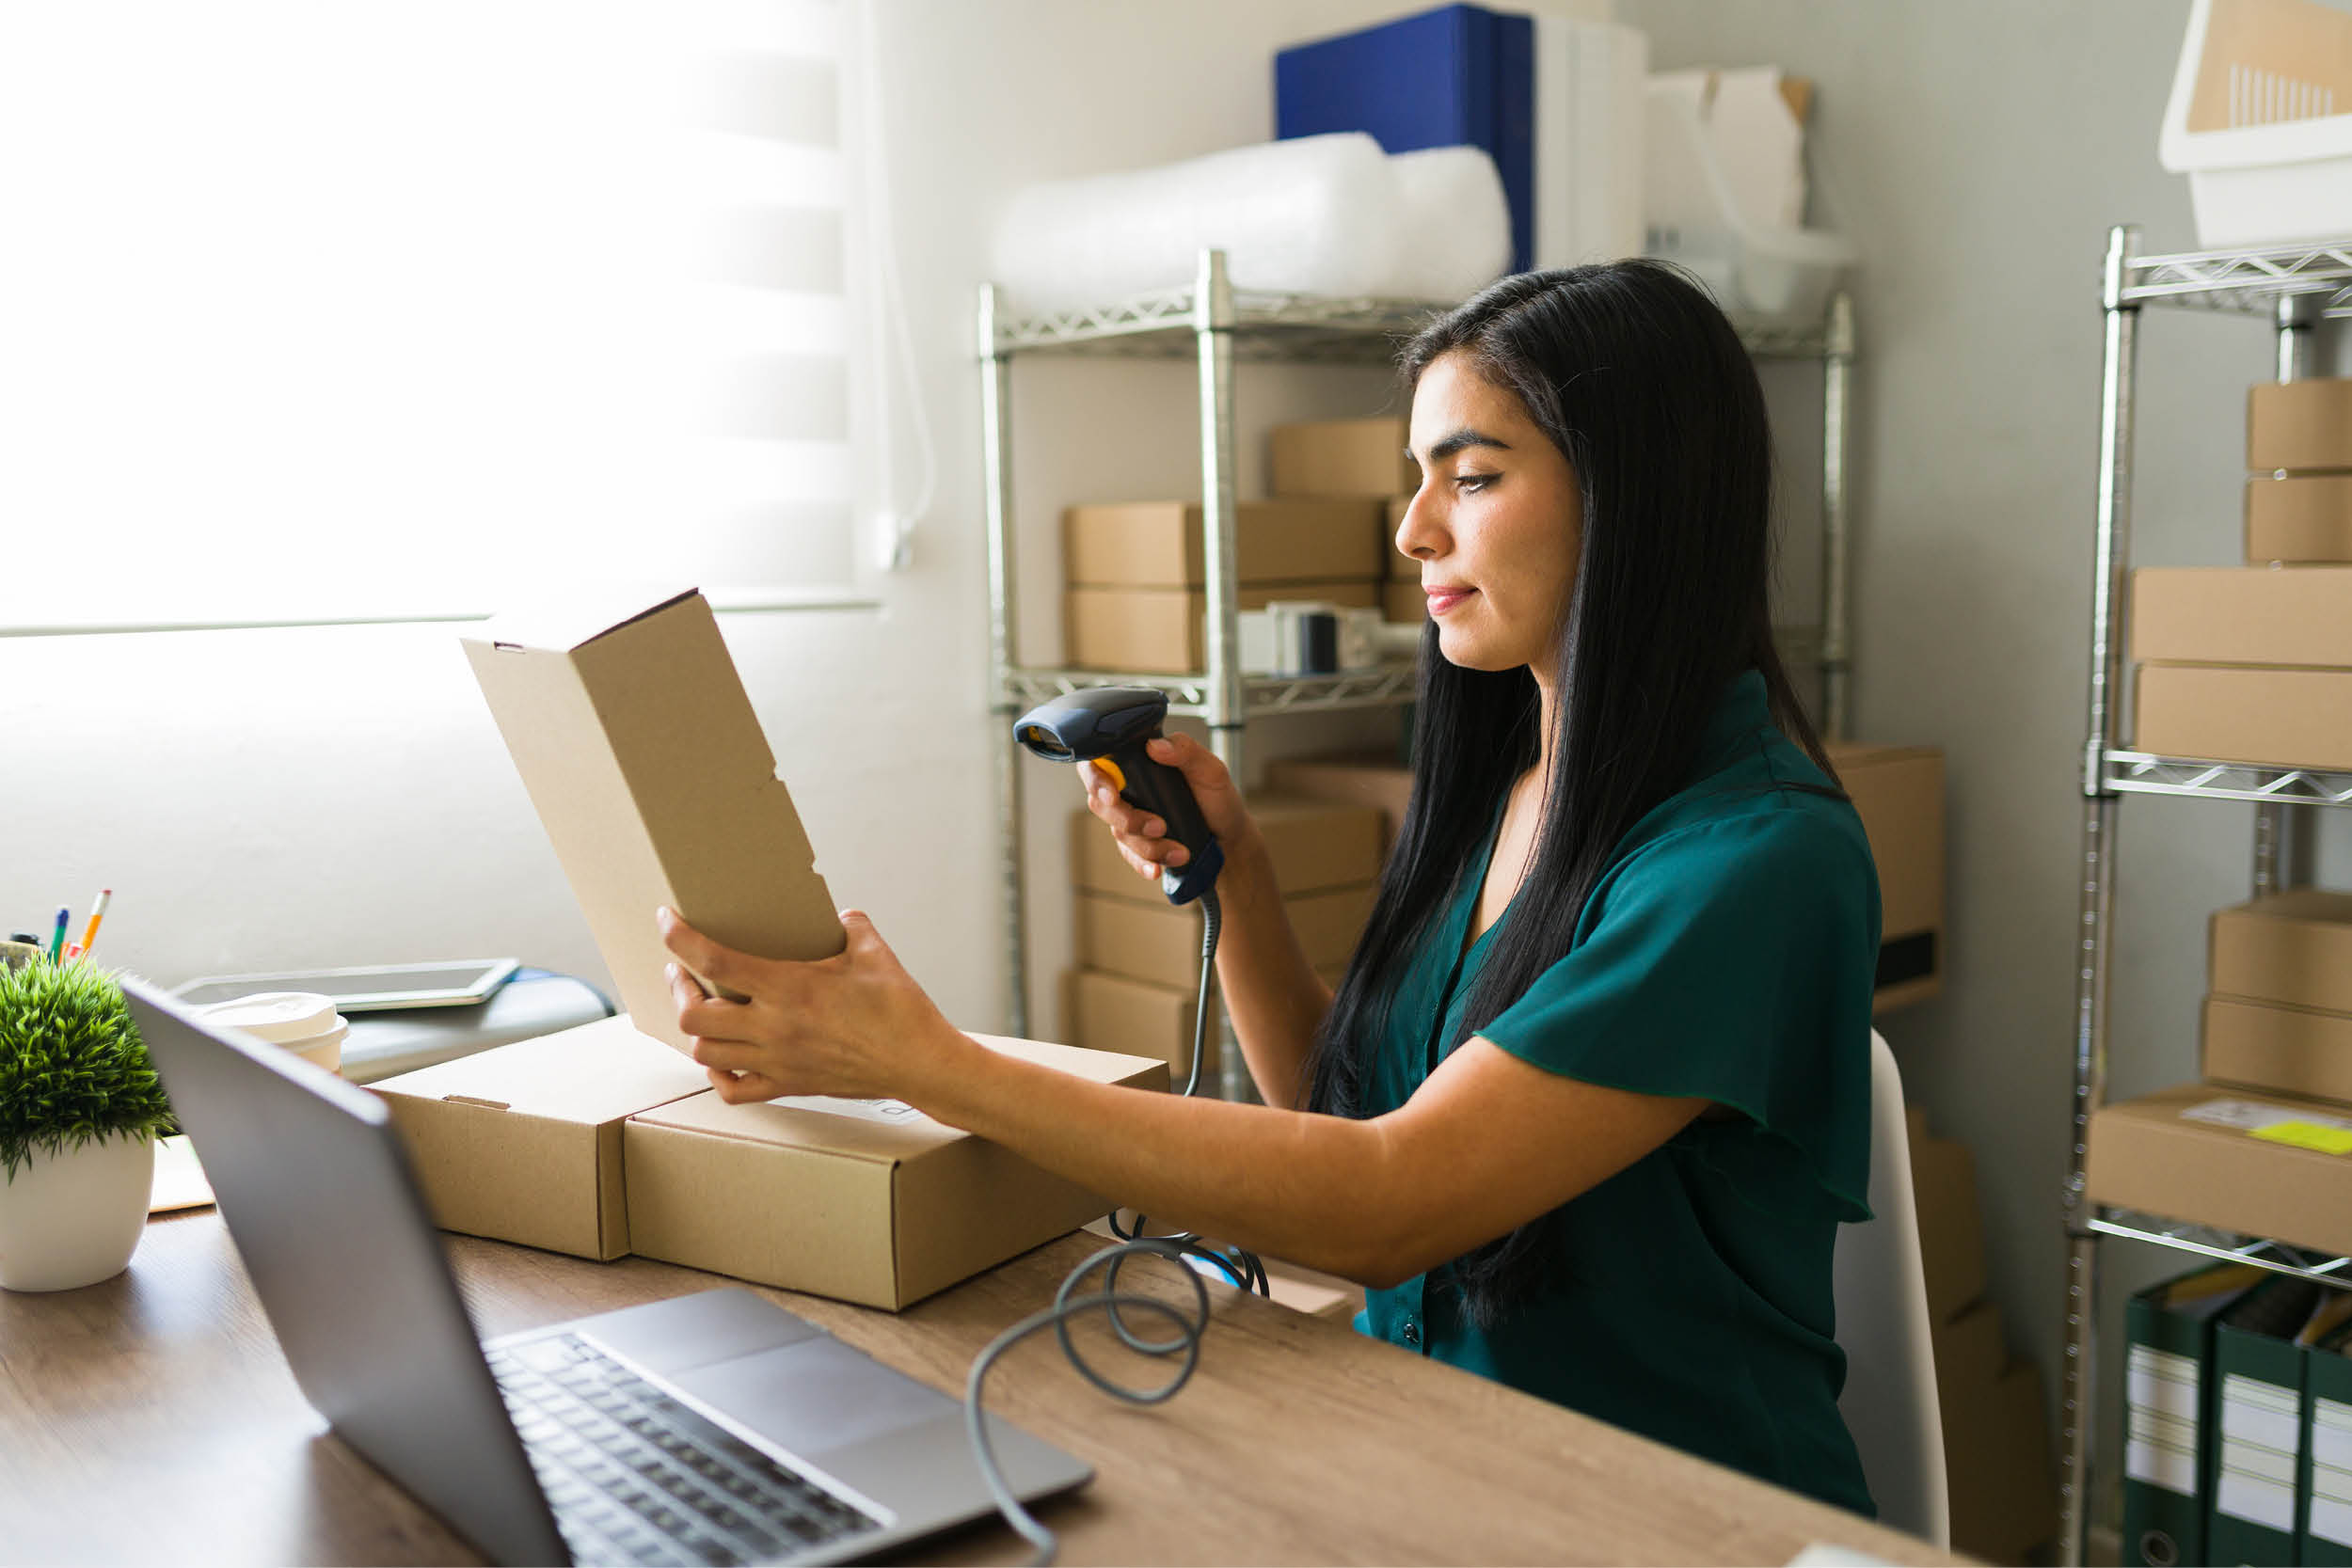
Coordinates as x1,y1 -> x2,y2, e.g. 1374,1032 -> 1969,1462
0,1132 -> 156,1291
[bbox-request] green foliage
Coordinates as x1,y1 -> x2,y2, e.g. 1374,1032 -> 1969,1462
0,959 -> 175,1182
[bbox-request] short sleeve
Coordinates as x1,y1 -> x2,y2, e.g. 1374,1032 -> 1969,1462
1477,806 -> 1877,1219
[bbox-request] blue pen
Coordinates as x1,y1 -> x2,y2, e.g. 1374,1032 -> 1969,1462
48,906 -> 68,962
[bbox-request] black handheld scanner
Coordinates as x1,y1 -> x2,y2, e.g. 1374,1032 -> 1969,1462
1012,688 -> 1224,906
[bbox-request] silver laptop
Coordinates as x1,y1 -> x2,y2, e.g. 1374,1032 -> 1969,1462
123,978 -> 1091,1566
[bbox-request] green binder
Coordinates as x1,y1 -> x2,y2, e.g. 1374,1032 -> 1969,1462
2211,1277 -> 2323,1567
2125,1264 -> 2266,1567
2295,1302 -> 2352,1567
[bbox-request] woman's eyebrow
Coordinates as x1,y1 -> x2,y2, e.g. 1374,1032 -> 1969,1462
1412,427 -> 1514,465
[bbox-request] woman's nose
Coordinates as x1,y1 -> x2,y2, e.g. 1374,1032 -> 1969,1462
1394,488 -> 1447,565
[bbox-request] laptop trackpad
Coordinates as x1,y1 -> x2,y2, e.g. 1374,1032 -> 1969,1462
670,1338 -> 953,1457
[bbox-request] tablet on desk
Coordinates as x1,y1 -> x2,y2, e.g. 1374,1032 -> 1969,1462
172,958 -> 520,1012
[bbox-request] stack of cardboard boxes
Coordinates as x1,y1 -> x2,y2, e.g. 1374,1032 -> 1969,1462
1821,741 -> 1947,1011
1911,1104 -> 2059,1563
2133,378 -> 2352,768
1266,416 -> 1427,626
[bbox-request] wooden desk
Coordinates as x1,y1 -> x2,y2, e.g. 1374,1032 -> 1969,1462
1,1212 -> 1953,1566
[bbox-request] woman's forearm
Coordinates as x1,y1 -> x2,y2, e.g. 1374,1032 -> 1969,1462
912,1028 -> 1397,1284
1202,832 -> 1333,1109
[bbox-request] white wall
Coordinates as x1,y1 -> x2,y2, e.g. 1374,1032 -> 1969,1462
1619,0 -> 2352,1528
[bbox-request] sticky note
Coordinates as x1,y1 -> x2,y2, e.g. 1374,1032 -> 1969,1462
2253,1120 -> 2352,1157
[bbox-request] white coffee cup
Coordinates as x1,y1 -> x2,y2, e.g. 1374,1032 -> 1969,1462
196,991 -> 348,1075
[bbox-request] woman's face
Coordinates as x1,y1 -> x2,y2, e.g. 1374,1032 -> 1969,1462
1398,349 -> 1584,673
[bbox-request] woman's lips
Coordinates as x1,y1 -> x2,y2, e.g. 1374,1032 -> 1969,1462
1424,584 -> 1475,615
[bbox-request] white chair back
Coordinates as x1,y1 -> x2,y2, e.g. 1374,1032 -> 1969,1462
1831,1029 -> 1950,1547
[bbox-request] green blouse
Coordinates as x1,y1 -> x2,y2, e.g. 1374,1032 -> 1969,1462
1355,669 -> 1879,1517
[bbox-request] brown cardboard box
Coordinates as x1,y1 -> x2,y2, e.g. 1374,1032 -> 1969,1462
1078,885 -> 1375,990
2204,994 -> 2352,1106
1069,797 -> 1383,905
1269,417 -> 1414,498
2212,889 -> 2352,1015
372,1016 -> 713,1260
1910,1132 -> 1988,1324
1064,968 -> 1207,1080
2087,1082 -> 2352,1257
1065,580 -> 1379,673
1260,1257 -> 1366,1324
1063,500 -> 1387,588
1384,579 -> 1428,623
1384,496 -> 1411,577
1822,741 -> 1945,1009
2135,664 -> 2352,770
1931,1297 -> 2009,1404
623,1035 -> 1168,1309
460,589 -> 844,1052
1944,1361 -> 2058,1564
1266,754 -> 1416,853
2249,475 -> 2352,562
2249,379 -> 2352,472
2130,566 -> 2352,666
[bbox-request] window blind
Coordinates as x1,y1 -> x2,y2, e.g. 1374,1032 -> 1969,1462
0,0 -> 855,633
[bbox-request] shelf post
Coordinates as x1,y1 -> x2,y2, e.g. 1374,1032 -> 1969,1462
1193,248 -> 1251,1102
2059,224 -> 2141,1568
977,284 -> 1031,1037
1820,291 -> 1856,740
2255,293 -> 2323,900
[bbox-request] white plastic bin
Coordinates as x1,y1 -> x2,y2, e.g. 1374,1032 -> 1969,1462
1642,71 -> 1856,325
2161,0 -> 2352,248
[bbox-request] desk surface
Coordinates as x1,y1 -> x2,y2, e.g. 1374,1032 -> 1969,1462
2,1212 -> 1953,1566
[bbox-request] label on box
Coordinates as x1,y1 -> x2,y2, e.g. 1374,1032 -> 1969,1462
2183,1098 -> 2352,1154
764,1094 -> 930,1128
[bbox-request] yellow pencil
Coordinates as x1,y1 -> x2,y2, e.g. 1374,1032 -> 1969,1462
77,889 -> 111,961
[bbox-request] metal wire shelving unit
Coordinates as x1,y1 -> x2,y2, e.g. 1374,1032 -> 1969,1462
2059,226 -> 2352,1564
977,247 -> 1859,1099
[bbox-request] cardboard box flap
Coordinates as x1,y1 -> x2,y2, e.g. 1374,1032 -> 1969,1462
371,1015 -> 710,1125
468,586 -> 705,655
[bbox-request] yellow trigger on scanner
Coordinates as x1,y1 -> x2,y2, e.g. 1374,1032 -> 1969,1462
1092,757 -> 1127,791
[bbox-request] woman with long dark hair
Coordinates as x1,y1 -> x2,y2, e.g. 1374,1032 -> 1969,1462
658,261 -> 1880,1515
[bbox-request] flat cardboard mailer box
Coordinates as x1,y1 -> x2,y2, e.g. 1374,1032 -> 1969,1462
1821,741 -> 1945,1010
2135,663 -> 2352,771
2249,475 -> 2352,562
1077,885 -> 1374,991
2086,1082 -> 2352,1259
460,588 -> 845,1051
2249,378 -> 2352,473
622,1035 -> 1168,1310
1063,499 -> 1387,589
373,1015 -> 715,1260
1069,795 -> 1384,905
2130,566 -> 2352,667
2204,993 -> 2352,1107
1064,579 -> 1378,674
1268,417 -> 1415,499
2212,889 -> 2352,1015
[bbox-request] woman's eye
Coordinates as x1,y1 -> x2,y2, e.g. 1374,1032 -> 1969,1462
1454,471 -> 1497,493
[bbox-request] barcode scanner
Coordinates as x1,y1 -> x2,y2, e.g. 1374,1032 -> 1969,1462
1011,688 -> 1224,907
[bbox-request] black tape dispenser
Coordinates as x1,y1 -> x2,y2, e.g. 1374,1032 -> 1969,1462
1012,688 -> 1224,906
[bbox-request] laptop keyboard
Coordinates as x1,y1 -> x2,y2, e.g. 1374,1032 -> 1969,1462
485,1334 -> 885,1566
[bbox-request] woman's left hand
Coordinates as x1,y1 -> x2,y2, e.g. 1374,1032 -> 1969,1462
657,907 -> 969,1105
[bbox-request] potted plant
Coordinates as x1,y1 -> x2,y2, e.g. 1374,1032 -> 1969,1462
0,958 -> 174,1291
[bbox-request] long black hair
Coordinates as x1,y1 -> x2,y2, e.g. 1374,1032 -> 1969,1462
1299,261 -> 1842,1329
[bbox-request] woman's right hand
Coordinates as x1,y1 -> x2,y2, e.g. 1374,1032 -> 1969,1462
1080,732 -> 1255,887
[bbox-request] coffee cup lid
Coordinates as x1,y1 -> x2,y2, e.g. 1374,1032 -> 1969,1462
197,990 -> 343,1043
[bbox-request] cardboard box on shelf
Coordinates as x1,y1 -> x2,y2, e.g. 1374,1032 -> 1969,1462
2135,664 -> 2352,771
1943,1360 -> 2058,1565
1069,797 -> 1384,906
372,1016 -> 715,1260
2249,379 -> 2352,473
1384,497 -> 1411,576
1063,499 -> 1388,589
2212,889 -> 2352,1016
1266,753 -> 1416,853
1063,968 -> 1206,1081
2087,1081 -> 2352,1259
2248,474 -> 2352,562
2203,993 -> 2352,1106
1064,580 -> 1378,673
1822,741 -> 1945,1007
460,588 -> 844,1053
2130,566 -> 2352,667
1269,417 -> 1415,499
622,1036 -> 1168,1310
1931,1298 -> 2008,1407
1909,1131 -> 1987,1324
1078,885 -> 1375,991
1384,579 -> 1428,623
